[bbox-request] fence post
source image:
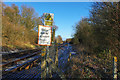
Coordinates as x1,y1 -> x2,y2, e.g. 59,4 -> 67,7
68,52 -> 71,62
113,56 -> 117,79
55,43 -> 58,67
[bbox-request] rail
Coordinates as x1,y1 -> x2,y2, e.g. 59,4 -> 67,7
1,51 -> 41,67
2,43 -> 72,79
1,48 -> 44,75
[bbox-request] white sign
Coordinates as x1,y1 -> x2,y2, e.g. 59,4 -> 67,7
38,25 -> 52,46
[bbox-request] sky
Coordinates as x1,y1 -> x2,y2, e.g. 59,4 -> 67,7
4,2 -> 92,41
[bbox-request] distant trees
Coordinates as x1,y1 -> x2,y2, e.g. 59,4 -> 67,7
66,38 -> 73,44
73,2 -> 120,55
2,3 -> 42,48
56,35 -> 63,44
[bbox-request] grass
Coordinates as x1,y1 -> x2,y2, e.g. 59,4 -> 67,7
64,45 -> 120,79
2,42 -> 40,52
65,54 -> 114,78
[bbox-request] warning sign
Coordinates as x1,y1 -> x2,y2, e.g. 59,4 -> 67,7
43,13 -> 54,26
38,25 -> 52,46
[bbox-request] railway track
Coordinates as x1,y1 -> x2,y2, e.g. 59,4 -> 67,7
1,44 -> 70,79
1,48 -> 44,75
2,58 -> 65,79
2,48 -> 41,60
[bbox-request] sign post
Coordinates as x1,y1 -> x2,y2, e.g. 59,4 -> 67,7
38,13 -> 54,78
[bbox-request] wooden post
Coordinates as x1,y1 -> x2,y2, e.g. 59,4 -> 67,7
68,52 -> 71,62
46,60 -> 49,78
55,43 -> 58,67
41,48 -> 46,78
0,2 -> 2,80
46,46 -> 49,78
113,56 -> 117,79
52,28 -> 55,43
54,40 -> 57,63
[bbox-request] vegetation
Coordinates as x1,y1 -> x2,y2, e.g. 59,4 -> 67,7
2,3 -> 59,51
73,2 -> 120,56
65,51 -> 114,78
56,35 -> 63,44
2,3 -> 44,51
72,2 -> 120,78
1,2 -> 120,78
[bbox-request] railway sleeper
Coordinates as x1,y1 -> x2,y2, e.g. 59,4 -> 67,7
3,55 -> 41,74
2,51 -> 41,67
21,59 -> 39,70
18,59 -> 39,71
